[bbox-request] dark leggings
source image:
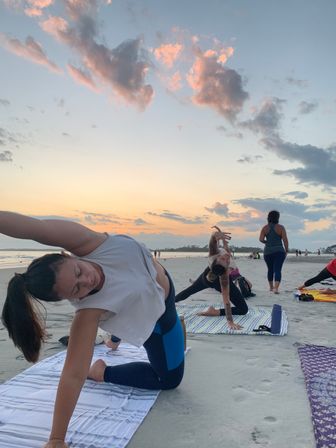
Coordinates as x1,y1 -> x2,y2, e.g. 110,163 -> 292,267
175,267 -> 248,316
264,251 -> 286,282
304,267 -> 336,287
104,272 -> 184,390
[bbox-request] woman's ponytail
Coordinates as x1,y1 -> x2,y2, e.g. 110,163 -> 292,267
2,274 -> 46,363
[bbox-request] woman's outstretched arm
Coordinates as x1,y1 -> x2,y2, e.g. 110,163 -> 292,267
0,211 -> 106,256
44,308 -> 103,447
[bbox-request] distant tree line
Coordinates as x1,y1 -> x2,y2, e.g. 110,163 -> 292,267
155,245 -> 328,254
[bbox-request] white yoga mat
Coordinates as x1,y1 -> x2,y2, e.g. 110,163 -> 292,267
176,304 -> 288,336
0,344 -> 160,448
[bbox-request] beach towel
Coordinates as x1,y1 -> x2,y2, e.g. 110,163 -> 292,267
0,344 -> 160,448
176,304 -> 288,336
303,289 -> 336,303
298,344 -> 336,448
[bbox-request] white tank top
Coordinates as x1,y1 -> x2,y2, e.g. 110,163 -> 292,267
70,235 -> 166,347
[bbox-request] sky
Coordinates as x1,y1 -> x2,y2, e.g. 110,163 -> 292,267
1,0 -> 336,251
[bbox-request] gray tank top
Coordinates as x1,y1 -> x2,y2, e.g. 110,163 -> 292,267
264,224 -> 285,255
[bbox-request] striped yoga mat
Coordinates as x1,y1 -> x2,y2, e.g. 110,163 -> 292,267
176,304 -> 288,335
0,344 -> 160,448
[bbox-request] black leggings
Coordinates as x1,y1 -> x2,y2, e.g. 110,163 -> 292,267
175,267 -> 248,316
304,267 -> 336,287
104,272 -> 184,390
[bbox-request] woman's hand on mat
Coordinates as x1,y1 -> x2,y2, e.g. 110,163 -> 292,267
43,440 -> 68,448
197,306 -> 220,317
227,321 -> 243,330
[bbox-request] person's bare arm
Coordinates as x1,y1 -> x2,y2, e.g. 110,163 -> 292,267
280,226 -> 289,252
209,226 -> 231,256
44,308 -> 103,446
219,272 -> 242,330
259,225 -> 267,244
0,211 -> 106,256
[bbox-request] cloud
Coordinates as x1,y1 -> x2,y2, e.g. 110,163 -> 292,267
81,211 -> 121,225
187,46 -> 248,121
0,127 -> 21,147
283,191 -> 308,199
153,43 -> 183,68
298,100 -> 318,115
147,211 -> 206,225
261,134 -> 336,188
134,218 -> 148,225
240,97 -> 285,135
0,99 -> 10,106
286,77 -> 308,88
0,151 -> 13,162
167,71 -> 182,91
205,202 -> 229,216
237,155 -> 263,163
230,197 -> 334,233
0,33 -> 61,73
40,11 -> 154,109
67,64 -> 98,90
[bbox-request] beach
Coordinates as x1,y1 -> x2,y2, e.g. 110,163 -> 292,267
0,255 -> 335,447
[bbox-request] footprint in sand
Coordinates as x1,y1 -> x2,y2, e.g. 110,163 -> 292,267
232,385 -> 251,402
245,357 -> 259,366
264,416 -> 277,423
251,427 -> 270,445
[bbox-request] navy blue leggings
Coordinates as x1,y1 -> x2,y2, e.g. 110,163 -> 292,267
104,273 -> 185,390
264,251 -> 286,282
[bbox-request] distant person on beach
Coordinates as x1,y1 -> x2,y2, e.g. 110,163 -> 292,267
0,211 -> 185,448
259,210 -> 288,294
176,227 -> 246,325
298,259 -> 336,291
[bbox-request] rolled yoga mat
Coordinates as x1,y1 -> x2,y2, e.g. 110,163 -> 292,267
270,304 -> 282,334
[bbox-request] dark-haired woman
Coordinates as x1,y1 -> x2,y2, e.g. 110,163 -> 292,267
176,228 -> 244,327
259,210 -> 288,294
0,211 -> 184,448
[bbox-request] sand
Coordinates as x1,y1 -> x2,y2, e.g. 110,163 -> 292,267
0,255 -> 335,448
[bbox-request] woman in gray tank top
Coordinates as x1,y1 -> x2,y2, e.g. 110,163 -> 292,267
259,210 -> 289,294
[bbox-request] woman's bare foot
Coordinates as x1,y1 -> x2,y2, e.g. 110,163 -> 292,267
197,305 -> 220,317
105,339 -> 121,351
88,359 -> 106,382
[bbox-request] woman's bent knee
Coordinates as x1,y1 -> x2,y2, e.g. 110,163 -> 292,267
160,365 -> 184,390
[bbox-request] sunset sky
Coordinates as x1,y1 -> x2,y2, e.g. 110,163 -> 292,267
1,0 -> 336,250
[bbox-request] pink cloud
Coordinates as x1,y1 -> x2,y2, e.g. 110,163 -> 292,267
23,0 -> 54,16
187,48 -> 248,121
40,16 -> 69,38
67,64 -> 97,90
28,0 -> 53,7
168,71 -> 182,91
41,13 -> 154,109
24,7 -> 43,16
153,43 -> 183,68
1,33 -> 61,73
